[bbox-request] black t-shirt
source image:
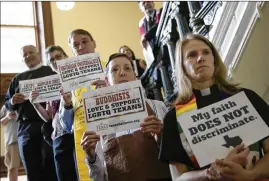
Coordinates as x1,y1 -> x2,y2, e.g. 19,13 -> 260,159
134,59 -> 145,78
159,85 -> 269,169
4,66 -> 56,121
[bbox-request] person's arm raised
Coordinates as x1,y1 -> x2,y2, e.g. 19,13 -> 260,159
82,131 -> 107,181
29,90 -> 51,122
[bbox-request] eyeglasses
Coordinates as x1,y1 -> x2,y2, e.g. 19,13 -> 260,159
49,53 -> 64,64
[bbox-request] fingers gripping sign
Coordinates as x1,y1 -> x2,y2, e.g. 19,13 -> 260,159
11,93 -> 25,105
29,89 -> 39,103
80,131 -> 100,161
140,115 -> 163,137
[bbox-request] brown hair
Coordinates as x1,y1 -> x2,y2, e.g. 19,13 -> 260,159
105,53 -> 134,74
174,34 -> 240,105
68,29 -> 94,45
119,45 -> 137,60
45,45 -> 67,58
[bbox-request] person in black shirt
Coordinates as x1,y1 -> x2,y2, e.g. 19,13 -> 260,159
4,45 -> 57,181
159,34 -> 269,181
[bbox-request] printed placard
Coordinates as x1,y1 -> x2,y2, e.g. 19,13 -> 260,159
82,80 -> 147,135
56,52 -> 105,92
19,74 -> 61,103
178,92 -> 269,167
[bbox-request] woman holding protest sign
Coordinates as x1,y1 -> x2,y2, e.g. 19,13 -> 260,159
76,53 -> 172,181
29,45 -> 79,181
159,33 -> 269,181
59,29 -> 170,181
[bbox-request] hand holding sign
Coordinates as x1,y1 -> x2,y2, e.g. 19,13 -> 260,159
224,143 -> 249,167
140,115 -> 163,137
11,93 -> 25,105
29,90 -> 39,104
215,159 -> 250,181
81,131 -> 100,161
7,111 -> 17,120
91,80 -> 107,89
206,143 -> 249,180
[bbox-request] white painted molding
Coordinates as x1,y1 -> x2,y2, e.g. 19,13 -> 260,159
208,2 -> 265,79
210,2 -> 238,49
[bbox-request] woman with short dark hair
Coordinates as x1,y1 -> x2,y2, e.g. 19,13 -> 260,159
80,52 -> 172,181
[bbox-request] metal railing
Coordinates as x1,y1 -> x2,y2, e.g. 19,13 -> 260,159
141,1 -> 221,105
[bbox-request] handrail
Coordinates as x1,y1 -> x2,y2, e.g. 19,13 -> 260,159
155,2 -> 171,46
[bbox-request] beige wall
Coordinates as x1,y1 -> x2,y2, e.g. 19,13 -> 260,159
233,2 -> 269,99
50,2 -> 163,61
1,2 -> 268,156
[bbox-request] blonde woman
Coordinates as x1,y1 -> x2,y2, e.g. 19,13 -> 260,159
159,34 -> 269,181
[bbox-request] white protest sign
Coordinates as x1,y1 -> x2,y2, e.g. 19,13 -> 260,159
178,91 -> 269,167
82,80 -> 148,135
56,52 -> 105,92
19,74 -> 61,103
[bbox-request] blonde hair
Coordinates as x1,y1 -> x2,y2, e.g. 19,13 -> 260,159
174,34 -> 239,105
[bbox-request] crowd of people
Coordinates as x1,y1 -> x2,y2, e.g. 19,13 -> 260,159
1,1 -> 269,181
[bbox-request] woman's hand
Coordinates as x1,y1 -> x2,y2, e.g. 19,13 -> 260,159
7,111 -> 17,120
140,115 -> 163,137
215,159 -> 252,181
208,143 -> 250,181
11,93 -> 25,105
205,166 -> 220,180
29,90 -> 39,104
81,131 -> 100,161
224,143 -> 249,167
91,80 -> 107,89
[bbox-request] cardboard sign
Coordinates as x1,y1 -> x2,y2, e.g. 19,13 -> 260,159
82,80 -> 147,135
178,92 -> 269,167
19,74 -> 61,103
56,52 -> 105,93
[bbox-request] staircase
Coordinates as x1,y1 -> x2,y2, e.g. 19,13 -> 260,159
141,1 -> 266,105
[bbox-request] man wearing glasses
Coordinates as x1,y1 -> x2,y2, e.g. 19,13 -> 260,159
30,45 -> 79,181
